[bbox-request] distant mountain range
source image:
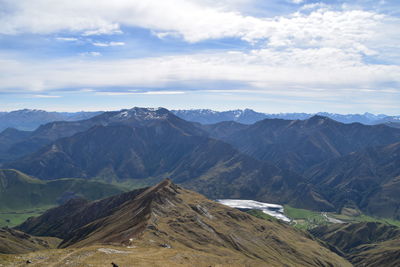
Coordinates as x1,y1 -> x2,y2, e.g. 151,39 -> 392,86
2,107 -> 400,220
0,109 -> 102,132
1,108 -> 399,133
172,109 -> 400,126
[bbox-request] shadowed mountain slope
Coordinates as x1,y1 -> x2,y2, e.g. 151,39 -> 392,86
5,117 -> 330,210
201,121 -> 248,139
305,142 -> 400,218
214,115 -> 400,172
17,180 -> 350,266
310,222 -> 400,266
0,107 -> 205,162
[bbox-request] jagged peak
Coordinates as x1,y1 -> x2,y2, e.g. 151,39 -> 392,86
110,107 -> 171,121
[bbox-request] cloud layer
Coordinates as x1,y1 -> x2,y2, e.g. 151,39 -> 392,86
0,0 -> 399,113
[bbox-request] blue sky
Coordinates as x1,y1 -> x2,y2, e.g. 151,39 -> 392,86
0,0 -> 399,114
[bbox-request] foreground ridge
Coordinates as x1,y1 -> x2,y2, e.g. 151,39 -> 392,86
14,179 -> 350,266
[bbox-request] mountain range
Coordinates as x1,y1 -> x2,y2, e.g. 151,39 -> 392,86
209,115 -> 400,173
0,109 -> 101,132
173,109 -> 400,126
2,107 -> 400,219
1,106 -> 400,265
3,108 -> 325,210
1,108 -> 399,133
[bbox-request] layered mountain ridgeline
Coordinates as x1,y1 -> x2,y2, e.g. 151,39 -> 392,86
2,108 -> 398,132
0,169 -> 123,212
209,115 -> 400,172
15,179 -> 350,266
0,109 -> 102,132
0,227 -> 61,254
310,222 -> 400,266
305,142 -> 400,219
4,107 -> 400,217
173,109 -> 400,125
4,109 -> 330,211
172,109 -> 270,124
0,107 -> 203,162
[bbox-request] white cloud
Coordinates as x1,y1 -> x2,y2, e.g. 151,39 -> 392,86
0,0 -> 398,110
55,37 -> 78,42
79,51 -> 101,57
92,41 -> 125,47
0,0 -> 397,63
291,0 -> 304,4
300,3 -> 329,11
0,0 -> 395,48
0,49 -> 399,93
29,94 -> 62,98
97,91 -> 185,96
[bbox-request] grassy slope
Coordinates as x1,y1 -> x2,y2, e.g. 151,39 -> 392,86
283,205 -> 400,230
349,238 -> 400,266
284,205 -> 328,230
0,207 -> 52,228
0,169 -> 125,227
245,209 -> 279,222
309,222 -> 400,266
330,213 -> 400,227
0,228 -> 61,254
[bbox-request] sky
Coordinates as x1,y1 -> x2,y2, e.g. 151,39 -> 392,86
0,0 -> 399,114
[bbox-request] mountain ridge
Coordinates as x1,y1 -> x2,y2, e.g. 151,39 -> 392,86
16,179 -> 350,266
211,115 -> 400,172
305,142 -> 400,219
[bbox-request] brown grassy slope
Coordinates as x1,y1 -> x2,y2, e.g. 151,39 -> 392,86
18,179 -> 350,266
310,222 -> 400,267
349,238 -> 400,267
0,227 -> 60,254
0,245 -> 300,267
